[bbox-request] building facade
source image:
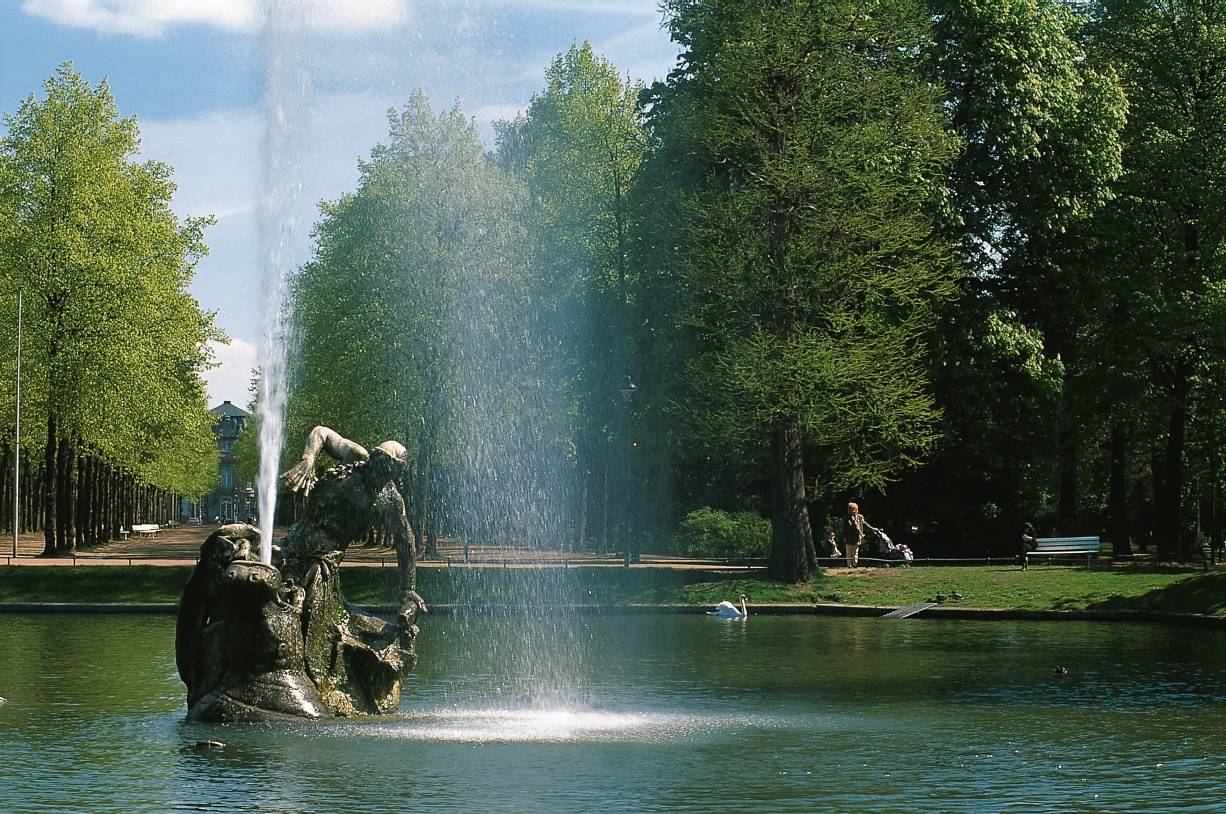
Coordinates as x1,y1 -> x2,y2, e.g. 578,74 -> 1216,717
183,401 -> 254,524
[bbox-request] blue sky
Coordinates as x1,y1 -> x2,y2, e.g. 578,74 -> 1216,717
2,1 -> 679,406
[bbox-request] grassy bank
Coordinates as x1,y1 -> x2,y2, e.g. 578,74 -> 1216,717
2,563 -> 1224,616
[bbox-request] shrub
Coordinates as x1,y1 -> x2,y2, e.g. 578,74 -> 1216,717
674,507 -> 771,559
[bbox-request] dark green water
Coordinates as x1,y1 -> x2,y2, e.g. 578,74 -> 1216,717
1,613 -> 1224,813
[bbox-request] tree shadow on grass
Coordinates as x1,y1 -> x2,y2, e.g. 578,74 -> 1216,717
1085,571 -> 1226,615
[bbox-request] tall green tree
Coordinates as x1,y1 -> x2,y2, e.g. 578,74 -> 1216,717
928,0 -> 1126,533
289,92 -> 533,552
0,64 -> 220,552
497,42 -> 648,550
1091,0 -> 1226,558
645,0 -> 959,581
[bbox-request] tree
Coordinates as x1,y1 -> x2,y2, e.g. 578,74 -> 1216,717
1090,0 -> 1226,558
928,0 -> 1127,533
497,42 -> 648,551
0,64 -> 220,553
915,301 -> 1065,550
644,0 -> 960,581
289,92 -> 533,554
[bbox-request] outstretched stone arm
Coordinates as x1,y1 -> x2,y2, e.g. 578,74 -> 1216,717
282,426 -> 370,496
376,482 -> 426,622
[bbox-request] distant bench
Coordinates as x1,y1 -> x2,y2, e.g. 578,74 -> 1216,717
131,523 -> 161,539
1026,536 -> 1100,568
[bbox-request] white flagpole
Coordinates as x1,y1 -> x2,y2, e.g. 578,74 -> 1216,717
13,287 -> 21,558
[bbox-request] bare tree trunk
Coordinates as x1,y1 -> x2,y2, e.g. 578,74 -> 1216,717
88,456 -> 100,547
600,462 -> 609,554
577,463 -> 590,552
414,424 -> 431,556
41,415 -> 58,555
1108,423 -> 1131,556
1058,423 -> 1078,533
426,473 -> 440,558
768,422 -> 815,582
99,461 -> 111,541
126,474 -> 135,530
1211,449 -> 1222,563
106,465 -> 117,539
0,443 -> 9,535
74,452 -> 87,550
59,438 -> 74,554
1156,370 -> 1190,559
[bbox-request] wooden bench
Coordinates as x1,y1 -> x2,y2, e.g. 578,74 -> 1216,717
1026,536 -> 1100,568
131,523 -> 161,539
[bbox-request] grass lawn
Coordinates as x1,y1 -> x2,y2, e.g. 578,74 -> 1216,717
645,565 -> 1226,615
1,562 -> 1224,616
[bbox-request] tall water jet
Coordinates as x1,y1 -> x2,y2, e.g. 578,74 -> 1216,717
256,0 -> 310,563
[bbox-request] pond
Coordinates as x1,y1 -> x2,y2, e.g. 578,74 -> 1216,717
1,612 -> 1224,813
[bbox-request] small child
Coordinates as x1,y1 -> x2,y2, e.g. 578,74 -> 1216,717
826,530 -> 842,558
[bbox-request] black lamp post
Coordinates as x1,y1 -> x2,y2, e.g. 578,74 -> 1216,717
618,375 -> 638,567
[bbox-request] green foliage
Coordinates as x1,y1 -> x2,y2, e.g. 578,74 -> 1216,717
288,90 -> 562,551
496,42 -> 650,536
0,63 -> 220,497
934,304 -> 1065,473
673,507 -> 771,559
290,92 -> 525,448
651,0 -> 960,494
1084,0 -> 1226,556
233,415 -> 260,488
930,0 -> 1127,266
910,0 -> 1127,548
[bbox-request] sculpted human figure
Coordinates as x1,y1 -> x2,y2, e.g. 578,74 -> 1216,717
277,426 -> 426,715
175,427 -> 427,721
175,523 -> 329,721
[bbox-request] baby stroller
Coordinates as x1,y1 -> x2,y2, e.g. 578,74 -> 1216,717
865,527 -> 907,564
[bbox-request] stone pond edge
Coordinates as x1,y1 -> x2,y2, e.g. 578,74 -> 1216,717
1,602 -> 1223,628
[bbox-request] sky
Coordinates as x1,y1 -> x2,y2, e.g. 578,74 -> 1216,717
1,0 -> 679,408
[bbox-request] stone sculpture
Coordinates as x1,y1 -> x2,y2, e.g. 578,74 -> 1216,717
175,427 -> 426,722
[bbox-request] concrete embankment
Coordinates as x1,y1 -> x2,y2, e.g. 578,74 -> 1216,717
3,601 -> 1224,628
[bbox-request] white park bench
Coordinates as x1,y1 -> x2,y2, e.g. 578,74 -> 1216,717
1027,536 -> 1100,568
131,523 -> 161,539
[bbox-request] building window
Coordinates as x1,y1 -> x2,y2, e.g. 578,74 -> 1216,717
220,439 -> 234,453
221,466 -> 233,490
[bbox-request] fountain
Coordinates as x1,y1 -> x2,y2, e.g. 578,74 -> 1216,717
175,426 -> 426,721
256,0 -> 310,566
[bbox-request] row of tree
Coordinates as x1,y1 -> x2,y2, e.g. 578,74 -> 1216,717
277,0 -> 1226,581
0,65 -> 222,555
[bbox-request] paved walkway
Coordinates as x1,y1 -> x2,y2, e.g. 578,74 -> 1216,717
7,528 -> 1205,572
0,526 -> 762,570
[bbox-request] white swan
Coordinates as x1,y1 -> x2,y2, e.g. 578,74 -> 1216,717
707,593 -> 748,618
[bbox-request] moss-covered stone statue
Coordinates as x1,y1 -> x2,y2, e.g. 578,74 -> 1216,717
175,427 -> 427,722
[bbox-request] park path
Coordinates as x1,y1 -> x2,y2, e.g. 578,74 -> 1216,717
0,526 -> 758,570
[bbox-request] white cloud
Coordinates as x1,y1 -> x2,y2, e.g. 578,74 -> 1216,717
22,0 -> 410,37
138,93 -> 393,347
204,337 -> 259,407
493,0 -> 659,13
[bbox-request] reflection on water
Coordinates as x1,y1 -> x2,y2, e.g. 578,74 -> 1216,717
360,707 -> 778,744
1,613 -> 1225,814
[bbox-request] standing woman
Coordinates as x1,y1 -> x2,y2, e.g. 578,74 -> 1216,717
1019,522 -> 1037,570
843,502 -> 877,568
